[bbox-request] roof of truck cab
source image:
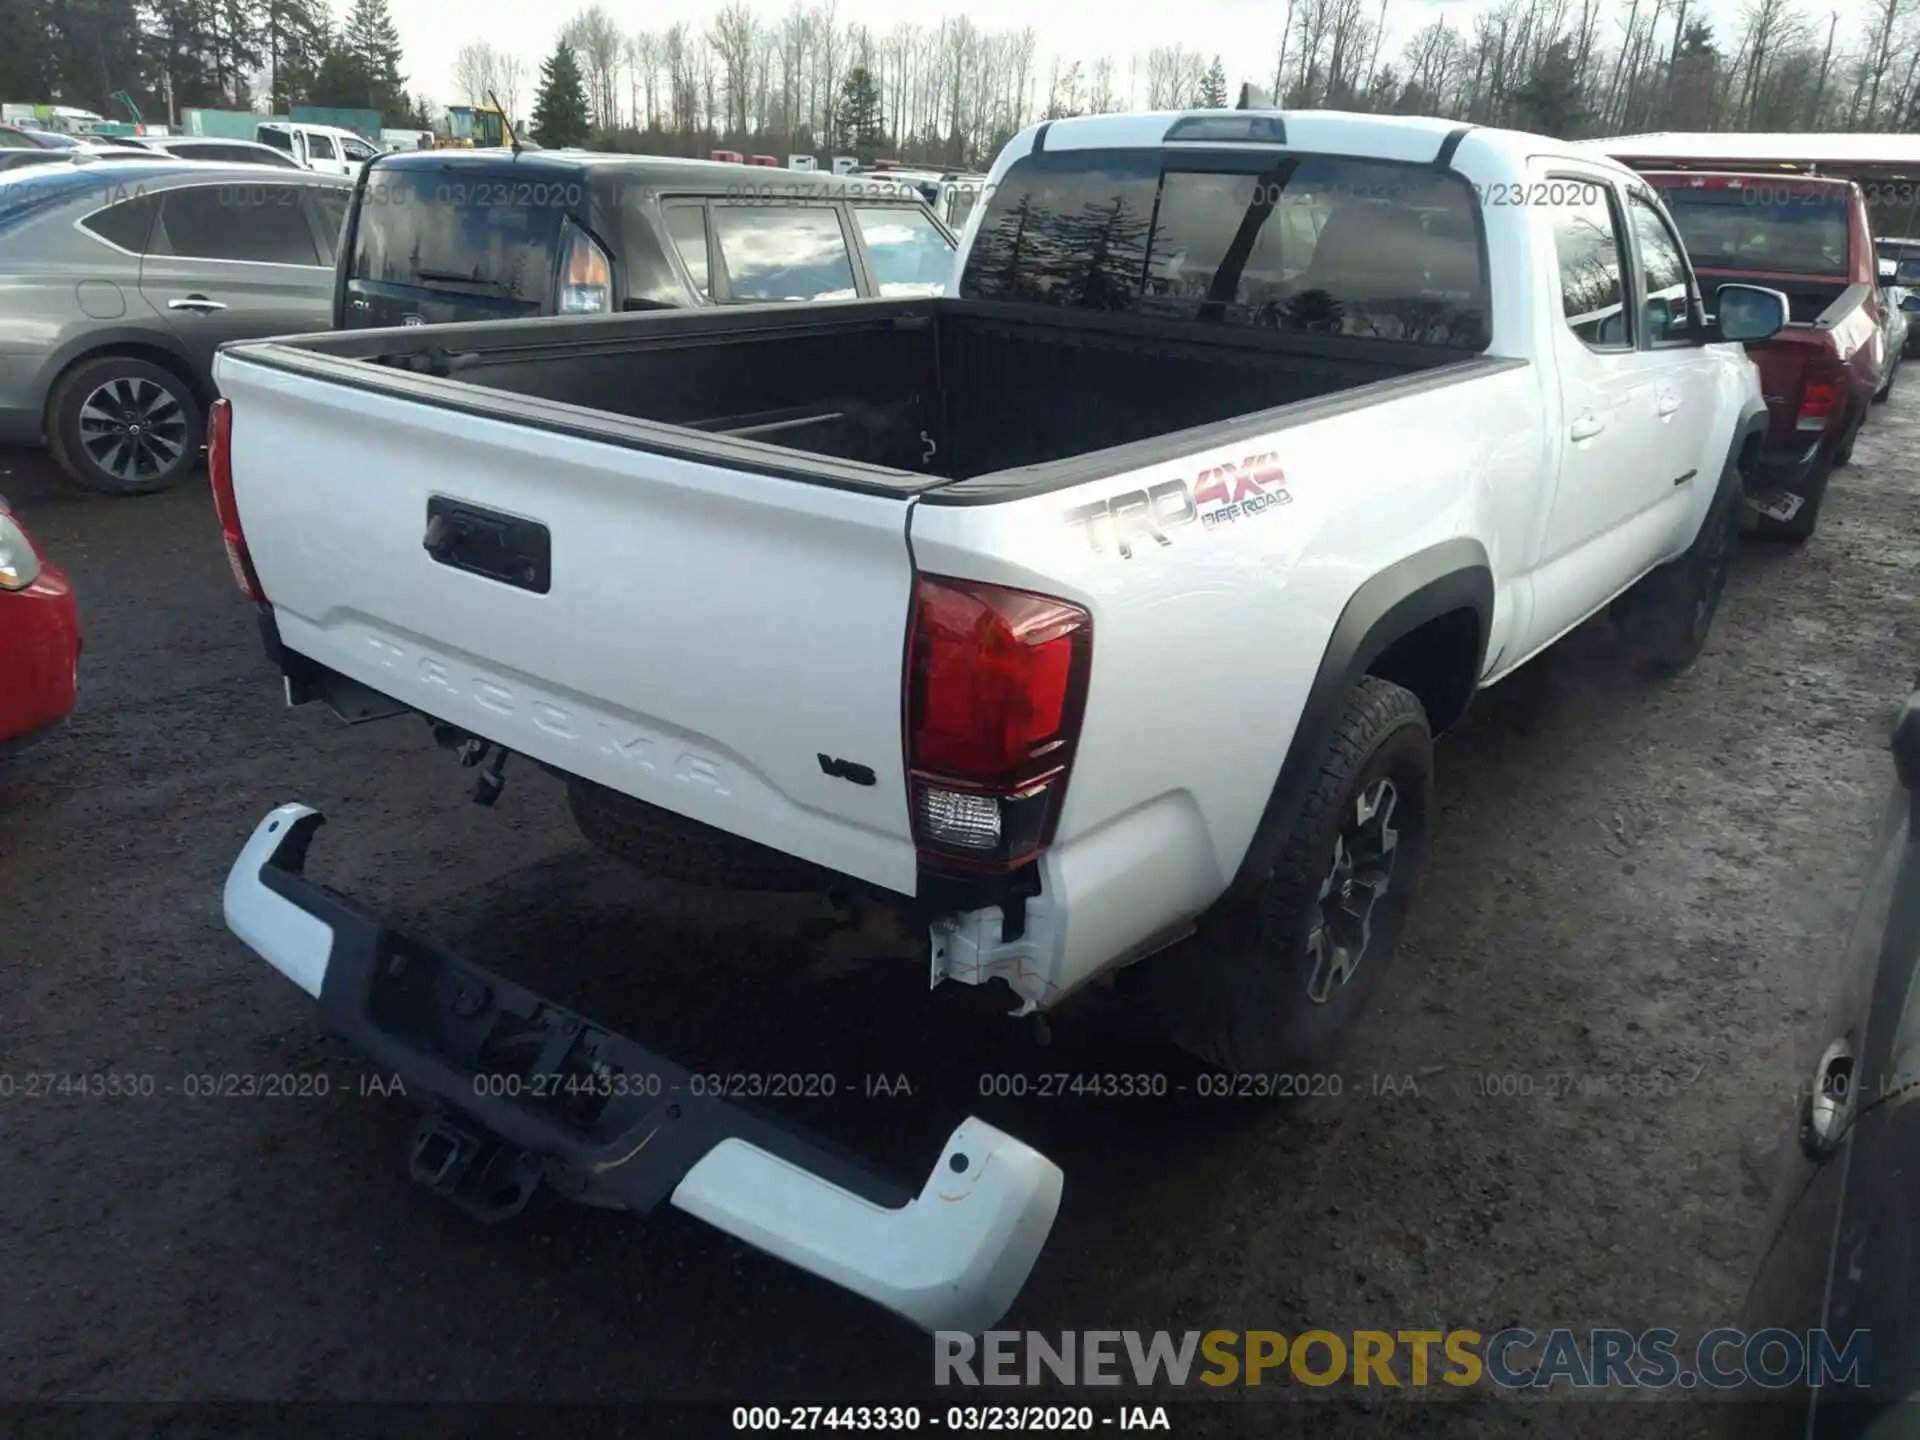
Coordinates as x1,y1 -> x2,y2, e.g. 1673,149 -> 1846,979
1579,131 -> 1920,172
1017,109 -> 1644,180
367,148 -> 922,192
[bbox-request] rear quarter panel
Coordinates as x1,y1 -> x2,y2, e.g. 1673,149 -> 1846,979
907,359 -> 1544,995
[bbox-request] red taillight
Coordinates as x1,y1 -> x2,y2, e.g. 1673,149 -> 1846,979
905,574 -> 1092,873
1799,379 -> 1841,421
206,399 -> 264,603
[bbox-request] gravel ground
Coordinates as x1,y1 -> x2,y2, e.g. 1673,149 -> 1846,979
2,394 -> 1916,1436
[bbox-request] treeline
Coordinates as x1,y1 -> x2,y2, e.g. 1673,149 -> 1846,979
0,0 -> 435,127
467,0 -> 1920,169
12,0 -> 1920,164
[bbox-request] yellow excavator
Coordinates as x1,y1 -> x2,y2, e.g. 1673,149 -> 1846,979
443,104 -> 507,149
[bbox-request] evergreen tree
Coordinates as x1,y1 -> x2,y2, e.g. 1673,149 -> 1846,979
261,0 -> 336,111
1508,39 -> 1589,138
530,39 -> 590,147
1198,56 -> 1229,109
341,0 -> 407,113
307,42 -> 371,109
835,66 -> 884,160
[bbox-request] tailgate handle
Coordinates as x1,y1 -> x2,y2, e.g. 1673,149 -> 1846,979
423,498 -> 551,595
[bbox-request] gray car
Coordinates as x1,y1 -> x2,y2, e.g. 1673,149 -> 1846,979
0,159 -> 352,495
131,136 -> 308,170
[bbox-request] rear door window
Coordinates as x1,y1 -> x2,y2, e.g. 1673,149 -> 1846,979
257,128 -> 293,154
960,148 -> 1490,348
152,183 -> 323,265
711,205 -> 858,302
851,204 -> 955,294
307,133 -> 337,161
1550,186 -> 1631,349
348,167 -> 570,306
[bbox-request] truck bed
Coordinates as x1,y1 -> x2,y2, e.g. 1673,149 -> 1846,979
239,298 -> 1488,492
214,297 -> 1518,898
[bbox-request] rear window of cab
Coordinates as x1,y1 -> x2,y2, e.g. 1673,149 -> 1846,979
960,147 -> 1490,348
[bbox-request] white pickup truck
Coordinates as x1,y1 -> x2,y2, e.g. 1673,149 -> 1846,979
212,106 -> 1786,1335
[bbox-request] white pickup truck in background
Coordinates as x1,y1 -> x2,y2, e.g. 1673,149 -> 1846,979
211,105 -> 1785,1334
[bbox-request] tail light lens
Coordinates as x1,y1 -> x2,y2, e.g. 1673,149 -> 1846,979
1798,378 -> 1841,431
207,399 -> 264,603
905,574 -> 1093,873
558,220 -> 613,314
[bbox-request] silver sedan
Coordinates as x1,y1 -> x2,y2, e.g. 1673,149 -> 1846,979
0,159 -> 352,494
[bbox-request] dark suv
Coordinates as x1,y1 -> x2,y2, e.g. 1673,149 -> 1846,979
336,149 -> 958,329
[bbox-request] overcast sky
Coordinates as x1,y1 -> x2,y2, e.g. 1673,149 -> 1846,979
368,0 -> 1879,113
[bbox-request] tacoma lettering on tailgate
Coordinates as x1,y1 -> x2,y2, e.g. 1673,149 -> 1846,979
1064,452 -> 1290,558
357,631 -> 732,794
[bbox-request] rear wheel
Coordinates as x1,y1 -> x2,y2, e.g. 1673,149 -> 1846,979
48,356 -> 202,496
1127,677 -> 1433,1074
1875,359 -> 1899,403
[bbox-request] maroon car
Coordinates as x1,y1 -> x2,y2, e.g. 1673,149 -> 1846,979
1646,171 -> 1887,542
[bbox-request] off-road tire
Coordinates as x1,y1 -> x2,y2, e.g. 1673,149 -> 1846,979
1609,461 -> 1739,674
48,356 -> 203,497
567,777 -> 830,891
1126,677 -> 1433,1074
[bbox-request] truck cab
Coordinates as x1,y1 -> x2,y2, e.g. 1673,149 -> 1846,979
258,121 -> 380,176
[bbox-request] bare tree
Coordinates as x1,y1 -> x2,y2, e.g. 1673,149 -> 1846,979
1088,56 -> 1117,112
453,40 -> 502,106
563,5 -> 627,129
498,53 -> 527,123
709,2 -> 758,137
1145,45 -> 1204,107
1858,0 -> 1913,125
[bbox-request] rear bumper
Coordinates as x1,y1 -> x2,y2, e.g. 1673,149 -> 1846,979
1749,436 -> 1828,493
222,802 -> 1063,1334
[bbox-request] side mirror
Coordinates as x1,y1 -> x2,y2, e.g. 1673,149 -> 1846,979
1715,283 -> 1789,343
1880,257 -> 1899,282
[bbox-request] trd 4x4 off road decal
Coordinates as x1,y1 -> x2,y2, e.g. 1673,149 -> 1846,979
1063,451 -> 1290,559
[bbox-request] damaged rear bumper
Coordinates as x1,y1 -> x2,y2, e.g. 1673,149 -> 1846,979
222,801 -> 1063,1334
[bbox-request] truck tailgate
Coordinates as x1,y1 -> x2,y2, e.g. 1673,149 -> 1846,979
216,353 -> 921,894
